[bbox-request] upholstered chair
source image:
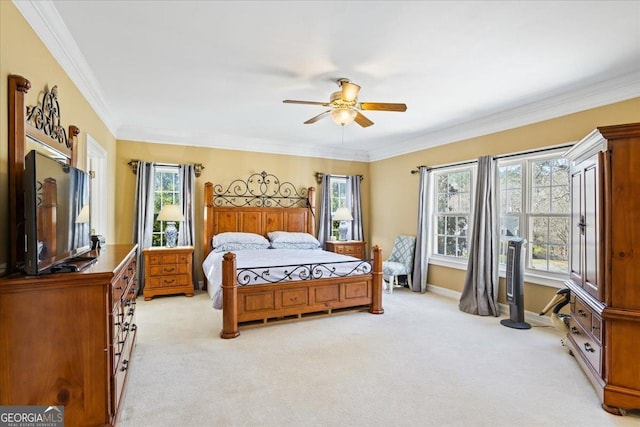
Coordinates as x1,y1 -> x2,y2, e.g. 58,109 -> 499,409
382,235 -> 416,294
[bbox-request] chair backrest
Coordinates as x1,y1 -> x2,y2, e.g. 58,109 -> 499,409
388,235 -> 416,272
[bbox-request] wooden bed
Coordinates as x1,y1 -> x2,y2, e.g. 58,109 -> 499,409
202,171 -> 384,338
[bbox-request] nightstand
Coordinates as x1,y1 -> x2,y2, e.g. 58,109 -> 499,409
325,240 -> 367,260
142,246 -> 194,301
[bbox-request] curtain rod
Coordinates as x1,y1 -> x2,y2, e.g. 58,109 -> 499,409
315,172 -> 364,184
128,159 -> 205,177
410,142 -> 575,174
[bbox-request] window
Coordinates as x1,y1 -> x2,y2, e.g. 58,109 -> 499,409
498,153 -> 570,275
433,168 -> 474,259
152,166 -> 181,247
329,176 -> 347,239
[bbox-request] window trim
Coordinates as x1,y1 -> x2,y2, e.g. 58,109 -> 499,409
498,148 -> 570,282
430,164 -> 477,261
152,165 -> 181,247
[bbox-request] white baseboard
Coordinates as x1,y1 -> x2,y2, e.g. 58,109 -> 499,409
426,284 -> 552,327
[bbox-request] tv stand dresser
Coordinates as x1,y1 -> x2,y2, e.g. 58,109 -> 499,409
0,244 -> 138,427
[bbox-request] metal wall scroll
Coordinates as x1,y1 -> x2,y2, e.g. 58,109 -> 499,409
26,85 -> 70,148
213,171 -> 308,208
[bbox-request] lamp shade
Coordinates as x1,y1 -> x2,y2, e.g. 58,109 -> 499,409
333,207 -> 353,221
157,204 -> 184,222
76,204 -> 90,223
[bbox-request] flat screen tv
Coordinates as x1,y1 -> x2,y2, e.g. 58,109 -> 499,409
23,150 -> 91,275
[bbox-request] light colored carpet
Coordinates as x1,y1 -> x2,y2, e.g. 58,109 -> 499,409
118,289 -> 640,427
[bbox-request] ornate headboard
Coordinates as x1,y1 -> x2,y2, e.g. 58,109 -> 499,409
7,75 -> 80,273
203,171 -> 316,259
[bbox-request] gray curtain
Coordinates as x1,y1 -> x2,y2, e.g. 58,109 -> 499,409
412,166 -> 431,293
132,161 -> 156,294
178,164 -> 197,289
317,174 -> 333,247
459,156 -> 500,316
347,175 -> 364,241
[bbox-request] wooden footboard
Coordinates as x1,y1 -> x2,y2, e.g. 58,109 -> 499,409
220,246 -> 384,338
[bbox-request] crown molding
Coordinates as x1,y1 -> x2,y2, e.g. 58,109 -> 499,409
14,0 -> 119,135
367,71 -> 640,162
116,125 -> 372,162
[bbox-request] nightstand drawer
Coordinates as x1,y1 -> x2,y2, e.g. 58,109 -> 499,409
147,253 -> 190,265
148,263 -> 189,276
325,241 -> 366,260
340,245 -> 361,256
149,274 -> 191,288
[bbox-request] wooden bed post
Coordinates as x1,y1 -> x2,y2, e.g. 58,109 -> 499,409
220,252 -> 240,339
370,245 -> 384,315
203,182 -> 214,261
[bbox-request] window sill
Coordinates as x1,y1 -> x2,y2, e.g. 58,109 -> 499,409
427,256 -> 568,289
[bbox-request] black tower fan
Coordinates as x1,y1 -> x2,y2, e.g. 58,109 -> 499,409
500,237 -> 531,329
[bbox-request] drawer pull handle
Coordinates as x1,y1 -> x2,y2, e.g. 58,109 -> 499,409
571,326 -> 579,335
165,267 -> 175,272
164,279 -> 175,284
577,309 -> 587,317
584,343 -> 596,353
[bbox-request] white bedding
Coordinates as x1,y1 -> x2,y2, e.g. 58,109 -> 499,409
202,248 -> 371,309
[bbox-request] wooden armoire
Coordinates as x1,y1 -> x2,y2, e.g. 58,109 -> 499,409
564,122 -> 640,415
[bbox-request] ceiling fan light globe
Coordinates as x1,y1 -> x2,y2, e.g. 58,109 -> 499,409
331,108 -> 357,126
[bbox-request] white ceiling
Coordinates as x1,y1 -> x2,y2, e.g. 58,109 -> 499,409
16,1 -> 640,162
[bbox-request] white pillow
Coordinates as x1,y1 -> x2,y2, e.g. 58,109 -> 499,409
212,232 -> 269,248
267,231 -> 320,248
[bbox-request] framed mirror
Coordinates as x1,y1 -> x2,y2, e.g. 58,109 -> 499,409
7,74 -> 80,274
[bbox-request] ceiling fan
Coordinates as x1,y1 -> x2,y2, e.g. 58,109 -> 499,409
283,78 -> 407,127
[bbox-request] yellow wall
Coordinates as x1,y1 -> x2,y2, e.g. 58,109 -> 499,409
370,97 -> 640,312
3,0 -> 640,317
115,140 -> 370,281
0,1 -> 117,270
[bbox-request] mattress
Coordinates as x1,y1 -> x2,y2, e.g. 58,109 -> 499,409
202,248 -> 371,309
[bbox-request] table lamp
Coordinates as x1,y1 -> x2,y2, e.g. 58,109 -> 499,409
333,207 -> 353,241
157,204 -> 184,247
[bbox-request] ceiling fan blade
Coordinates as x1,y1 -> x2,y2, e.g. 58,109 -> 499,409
283,100 -> 330,106
359,102 -> 407,112
354,112 -> 374,128
304,110 -> 332,124
341,82 -> 361,102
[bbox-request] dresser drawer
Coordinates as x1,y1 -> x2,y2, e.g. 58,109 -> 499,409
569,317 -> 602,376
149,274 -> 191,288
572,295 -> 593,333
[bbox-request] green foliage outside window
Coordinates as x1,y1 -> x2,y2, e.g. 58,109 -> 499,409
152,167 -> 180,247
